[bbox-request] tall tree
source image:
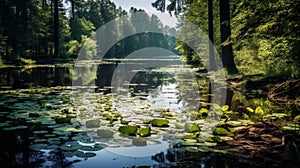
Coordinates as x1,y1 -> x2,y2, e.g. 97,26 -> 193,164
152,0 -> 238,74
208,0 -> 215,71
54,0 -> 59,57
219,0 -> 238,74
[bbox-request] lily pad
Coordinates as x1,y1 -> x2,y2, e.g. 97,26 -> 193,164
45,144 -> 59,150
33,130 -> 48,134
55,126 -> 85,133
121,120 -> 130,125
213,127 -> 228,135
205,136 -> 221,143
86,119 -> 100,128
185,123 -> 200,133
137,127 -> 151,137
67,113 -> 77,118
55,117 -> 71,124
185,146 -> 198,153
183,133 -> 198,139
283,125 -> 300,131
60,141 -> 81,151
29,143 -> 48,150
118,126 -> 138,136
151,119 -> 169,127
80,144 -> 104,151
72,134 -> 91,141
3,125 -> 28,131
198,146 -> 212,153
97,129 -> 114,138
143,120 -> 151,124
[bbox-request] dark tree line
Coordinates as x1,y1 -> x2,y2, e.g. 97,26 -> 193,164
0,0 -> 176,65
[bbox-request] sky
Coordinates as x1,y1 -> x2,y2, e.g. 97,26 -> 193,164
111,0 -> 178,27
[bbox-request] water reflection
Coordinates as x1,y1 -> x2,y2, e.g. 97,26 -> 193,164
0,61 -> 194,167
1,61 -> 293,168
0,66 -> 73,89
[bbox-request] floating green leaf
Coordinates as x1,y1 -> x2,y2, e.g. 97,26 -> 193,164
185,146 -> 198,153
198,146 -> 212,153
55,126 -> 85,133
118,126 -> 138,136
137,127 -> 151,137
185,124 -> 200,133
29,143 -> 48,150
121,120 -> 130,125
213,128 -> 228,135
55,117 -> 71,124
151,119 -> 169,127
80,145 -> 103,151
60,141 -> 81,151
205,136 -> 221,143
3,125 -> 28,131
97,129 -> 114,138
183,133 -> 198,139
86,119 -> 100,128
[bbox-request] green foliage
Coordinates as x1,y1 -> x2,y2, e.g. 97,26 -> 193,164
0,0 -> 177,64
232,0 -> 300,78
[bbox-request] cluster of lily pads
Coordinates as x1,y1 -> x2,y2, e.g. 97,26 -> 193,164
0,89 -> 106,164
1,83 -> 299,163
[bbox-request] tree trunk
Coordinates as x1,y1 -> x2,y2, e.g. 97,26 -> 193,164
71,0 -> 75,18
54,0 -> 59,58
219,0 -> 238,74
208,0 -> 215,71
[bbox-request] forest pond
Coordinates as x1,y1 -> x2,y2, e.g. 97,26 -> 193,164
0,57 -> 299,168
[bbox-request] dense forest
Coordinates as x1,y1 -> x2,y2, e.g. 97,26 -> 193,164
153,0 -> 299,78
0,0 -> 176,65
1,0 -> 299,79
